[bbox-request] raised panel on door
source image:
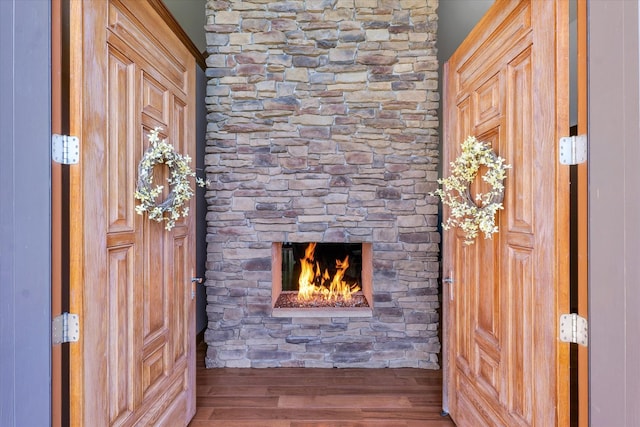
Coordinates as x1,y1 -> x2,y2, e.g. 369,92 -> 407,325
107,246 -> 135,424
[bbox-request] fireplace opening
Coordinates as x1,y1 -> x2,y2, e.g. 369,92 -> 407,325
272,242 -> 373,316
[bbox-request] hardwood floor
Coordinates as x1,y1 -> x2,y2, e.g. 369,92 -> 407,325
189,342 -> 456,427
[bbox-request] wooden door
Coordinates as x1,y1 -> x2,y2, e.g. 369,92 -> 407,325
442,1 -> 570,426
68,1 -> 197,425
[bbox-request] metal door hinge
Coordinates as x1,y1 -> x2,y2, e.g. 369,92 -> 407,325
559,134 -> 587,165
559,313 -> 588,346
52,312 -> 79,345
52,134 -> 80,164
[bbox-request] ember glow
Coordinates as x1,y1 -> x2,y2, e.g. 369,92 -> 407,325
296,242 -> 361,303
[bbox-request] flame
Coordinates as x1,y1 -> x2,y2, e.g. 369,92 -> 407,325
296,243 -> 361,303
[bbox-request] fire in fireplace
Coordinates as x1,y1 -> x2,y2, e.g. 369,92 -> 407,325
272,242 -> 373,314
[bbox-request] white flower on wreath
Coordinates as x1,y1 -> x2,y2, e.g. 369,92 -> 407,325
134,127 -> 209,231
431,135 -> 511,245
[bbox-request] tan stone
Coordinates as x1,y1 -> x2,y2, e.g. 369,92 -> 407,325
290,114 -> 333,125
242,19 -> 270,32
398,90 -> 427,102
366,29 -> 389,41
397,215 -> 427,227
206,54 -> 227,68
356,53 -> 397,65
393,63 -> 414,74
335,71 -> 367,83
297,215 -> 334,223
344,91 -> 395,102
232,197 -> 255,211
345,152 -> 373,165
254,31 -> 286,44
215,11 -> 241,24
355,0 -> 378,7
325,9 -> 354,21
329,48 -> 356,63
284,68 -> 309,82
229,33 -> 251,46
367,82 -> 392,91
335,0 -> 355,8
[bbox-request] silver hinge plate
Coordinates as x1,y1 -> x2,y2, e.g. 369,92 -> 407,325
559,134 -> 587,165
52,312 -> 80,345
559,313 -> 588,346
52,134 -> 80,164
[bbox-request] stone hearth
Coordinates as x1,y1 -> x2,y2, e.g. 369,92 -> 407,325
204,0 -> 441,368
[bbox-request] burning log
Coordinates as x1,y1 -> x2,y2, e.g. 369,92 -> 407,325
296,242 -> 361,303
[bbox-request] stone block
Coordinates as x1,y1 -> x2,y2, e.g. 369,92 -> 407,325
335,71 -> 368,83
226,359 -> 252,368
242,19 -> 270,32
254,31 -> 287,44
397,215 -> 427,227
284,68 -> 309,82
344,152 -> 373,165
329,352 -> 372,363
228,33 -> 251,46
329,48 -> 357,63
298,125 -> 329,139
206,33 -> 230,46
214,11 -> 241,25
286,336 -> 314,344
234,52 -> 268,64
292,56 -> 320,67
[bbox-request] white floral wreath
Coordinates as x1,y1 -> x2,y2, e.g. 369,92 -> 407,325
134,127 -> 208,231
432,136 -> 511,245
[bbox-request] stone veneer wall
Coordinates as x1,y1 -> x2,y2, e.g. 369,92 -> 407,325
204,0 -> 441,368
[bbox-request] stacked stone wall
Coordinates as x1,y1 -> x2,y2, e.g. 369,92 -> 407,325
204,0 -> 441,368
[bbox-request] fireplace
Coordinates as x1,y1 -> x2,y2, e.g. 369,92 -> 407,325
203,0 -> 442,368
272,242 -> 373,317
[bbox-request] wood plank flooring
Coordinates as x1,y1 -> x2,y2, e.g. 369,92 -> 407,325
189,342 -> 456,427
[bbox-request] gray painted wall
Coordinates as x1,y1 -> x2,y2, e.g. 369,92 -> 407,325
195,65 -> 208,334
436,0 -> 493,180
163,0 -> 207,53
163,0 -> 208,335
589,0 -> 640,425
0,1 -> 52,426
436,0 -> 494,65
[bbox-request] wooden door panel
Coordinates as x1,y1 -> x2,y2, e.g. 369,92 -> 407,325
172,237 -> 187,362
107,50 -> 136,232
70,1 -> 196,425
142,75 -> 168,124
505,52 -> 534,233
107,246 -> 135,423
108,4 -> 187,94
444,1 -> 569,426
455,97 -> 473,144
506,248 -> 534,420
105,41 -> 138,424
